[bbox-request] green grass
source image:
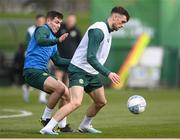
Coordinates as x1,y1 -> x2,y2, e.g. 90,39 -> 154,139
0,87 -> 180,138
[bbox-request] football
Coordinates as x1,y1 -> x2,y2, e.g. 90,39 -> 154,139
127,95 -> 146,114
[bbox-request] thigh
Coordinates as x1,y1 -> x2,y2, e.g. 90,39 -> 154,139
43,76 -> 65,94
69,86 -> 84,103
88,87 -> 106,103
58,80 -> 70,101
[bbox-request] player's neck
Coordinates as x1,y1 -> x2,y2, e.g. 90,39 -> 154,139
107,18 -> 113,32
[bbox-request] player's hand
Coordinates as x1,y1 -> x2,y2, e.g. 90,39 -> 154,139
59,33 -> 69,43
108,72 -> 120,84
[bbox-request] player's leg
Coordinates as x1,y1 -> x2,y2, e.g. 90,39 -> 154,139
47,62 -> 70,129
40,86 -> 84,134
56,80 -> 74,132
86,86 -> 106,117
43,77 -> 66,107
53,85 -> 84,120
23,69 -> 68,126
54,70 -> 70,131
40,66 -> 86,134
55,68 -> 64,81
57,95 -> 68,131
41,77 -> 67,122
63,72 -> 69,86
79,74 -> 105,133
79,87 -> 106,133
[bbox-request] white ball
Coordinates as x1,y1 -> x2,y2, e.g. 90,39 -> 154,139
127,95 -> 146,114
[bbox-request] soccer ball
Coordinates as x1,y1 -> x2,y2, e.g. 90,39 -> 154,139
127,95 -> 146,114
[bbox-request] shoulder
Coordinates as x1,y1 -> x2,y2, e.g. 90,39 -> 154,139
89,22 -> 105,36
89,28 -> 103,35
88,28 -> 104,41
36,25 -> 49,34
89,22 -> 107,33
91,22 -> 106,28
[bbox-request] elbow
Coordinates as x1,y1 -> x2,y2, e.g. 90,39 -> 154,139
36,39 -> 46,46
87,57 -> 90,63
87,56 -> 92,63
36,39 -> 42,46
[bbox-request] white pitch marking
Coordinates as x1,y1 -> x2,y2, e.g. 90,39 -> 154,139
0,109 -> 32,119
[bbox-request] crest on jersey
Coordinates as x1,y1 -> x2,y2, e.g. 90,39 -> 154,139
42,73 -> 48,76
79,79 -> 84,84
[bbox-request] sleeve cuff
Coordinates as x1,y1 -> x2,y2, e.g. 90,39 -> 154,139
105,70 -> 111,77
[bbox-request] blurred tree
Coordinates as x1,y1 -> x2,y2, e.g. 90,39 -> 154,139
0,0 -> 6,12
0,0 -> 90,13
23,0 -> 56,11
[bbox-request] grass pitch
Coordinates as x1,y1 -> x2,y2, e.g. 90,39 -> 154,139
0,87 -> 180,138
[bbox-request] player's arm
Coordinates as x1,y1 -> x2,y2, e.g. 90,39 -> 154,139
87,29 -> 120,84
87,29 -> 111,77
35,26 -> 59,46
51,51 -> 70,70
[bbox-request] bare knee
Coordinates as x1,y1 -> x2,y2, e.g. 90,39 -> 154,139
71,99 -> 82,110
61,87 -> 70,102
54,83 -> 65,96
95,100 -> 107,108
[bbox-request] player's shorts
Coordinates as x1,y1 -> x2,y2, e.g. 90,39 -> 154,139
23,68 -> 55,91
68,64 -> 103,93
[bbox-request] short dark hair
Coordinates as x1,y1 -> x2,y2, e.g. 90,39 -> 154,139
46,11 -> 63,20
111,6 -> 130,21
35,14 -> 45,20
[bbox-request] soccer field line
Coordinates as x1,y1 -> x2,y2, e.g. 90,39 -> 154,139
0,108 -> 32,119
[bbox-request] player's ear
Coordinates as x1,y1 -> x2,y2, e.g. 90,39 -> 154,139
46,18 -> 51,23
113,13 -> 121,22
111,14 -> 116,22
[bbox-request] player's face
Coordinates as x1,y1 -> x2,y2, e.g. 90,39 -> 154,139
112,14 -> 127,31
47,17 -> 62,33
